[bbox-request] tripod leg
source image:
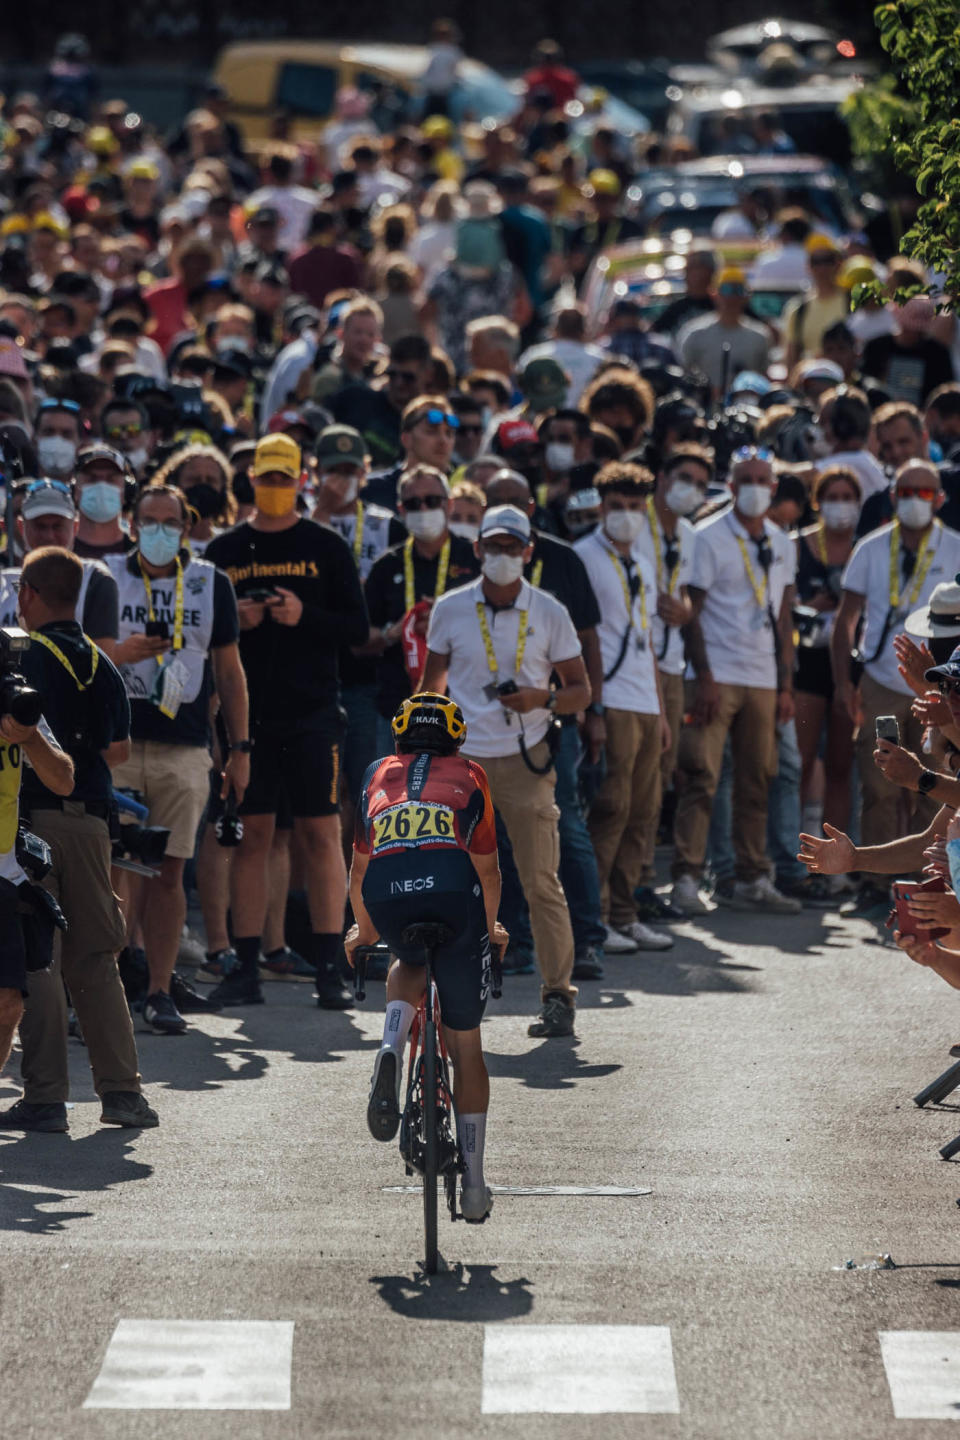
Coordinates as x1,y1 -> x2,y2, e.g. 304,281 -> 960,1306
914,1059 -> 960,1108
941,1133 -> 960,1161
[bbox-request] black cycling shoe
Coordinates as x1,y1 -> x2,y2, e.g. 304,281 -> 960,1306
367,1050 -> 401,1141
315,961 -> 353,1010
207,969 -> 264,1007
170,970 -> 222,1014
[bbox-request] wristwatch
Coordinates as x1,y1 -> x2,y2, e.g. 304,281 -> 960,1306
230,740 -> 254,754
587,702 -> 605,717
544,691 -> 557,713
918,769 -> 938,795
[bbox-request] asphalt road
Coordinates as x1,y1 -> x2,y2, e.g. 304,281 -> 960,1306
5,899 -> 960,1437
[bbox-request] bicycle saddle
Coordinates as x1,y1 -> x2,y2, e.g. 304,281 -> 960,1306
400,921 -> 454,950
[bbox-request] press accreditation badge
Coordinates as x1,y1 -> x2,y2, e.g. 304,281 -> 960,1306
152,656 -> 189,719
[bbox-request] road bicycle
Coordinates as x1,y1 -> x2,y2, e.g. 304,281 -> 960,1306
354,922 -> 501,1275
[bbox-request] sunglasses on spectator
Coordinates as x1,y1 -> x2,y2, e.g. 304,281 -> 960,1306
106,423 -> 143,439
898,485 -> 938,501
37,398 -> 81,415
139,520 -> 183,541
402,494 -> 446,511
938,678 -> 960,697
458,423 -> 483,436
26,478 -> 73,497
733,446 -> 773,463
387,368 -> 419,383
415,408 -> 459,430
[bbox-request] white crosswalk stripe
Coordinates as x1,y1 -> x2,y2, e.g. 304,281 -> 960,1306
880,1331 -> 960,1420
481,1323 -> 681,1415
83,1319 -> 294,1410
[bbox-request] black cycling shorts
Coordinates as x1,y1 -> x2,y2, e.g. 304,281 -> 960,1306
362,850 -> 490,1031
795,645 -> 833,702
242,718 -> 344,819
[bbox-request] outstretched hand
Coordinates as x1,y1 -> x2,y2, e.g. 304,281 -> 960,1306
797,822 -> 855,875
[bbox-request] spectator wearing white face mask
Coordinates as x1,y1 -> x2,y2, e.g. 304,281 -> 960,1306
670,448 -> 800,916
34,398 -> 82,479
575,463 -> 673,953
72,444 -> 135,561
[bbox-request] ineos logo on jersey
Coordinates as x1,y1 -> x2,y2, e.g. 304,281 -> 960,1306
390,876 -> 435,894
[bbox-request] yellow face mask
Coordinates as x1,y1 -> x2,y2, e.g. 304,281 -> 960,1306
254,482 -> 297,518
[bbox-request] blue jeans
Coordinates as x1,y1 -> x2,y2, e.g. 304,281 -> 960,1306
768,718 -> 805,884
495,723 -> 606,955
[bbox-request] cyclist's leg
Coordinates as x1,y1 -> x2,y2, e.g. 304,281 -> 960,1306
443,1025 -> 489,1186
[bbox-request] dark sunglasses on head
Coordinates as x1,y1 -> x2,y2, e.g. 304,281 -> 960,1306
938,677 -> 960,696
403,494 -> 446,511
26,478 -> 72,497
733,446 -> 773,464
417,408 -> 459,430
37,398 -> 81,415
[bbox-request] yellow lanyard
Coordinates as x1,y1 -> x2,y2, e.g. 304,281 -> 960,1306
403,536 -> 450,612
139,556 -> 185,663
734,534 -> 768,611
646,497 -> 679,595
352,501 -> 365,567
608,548 -> 647,634
475,599 -> 529,678
527,558 -> 544,588
29,630 -> 98,689
889,518 -> 938,610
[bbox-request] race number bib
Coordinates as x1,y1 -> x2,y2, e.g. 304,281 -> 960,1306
372,802 -> 456,851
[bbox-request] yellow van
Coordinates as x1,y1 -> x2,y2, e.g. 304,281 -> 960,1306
212,40 -> 517,143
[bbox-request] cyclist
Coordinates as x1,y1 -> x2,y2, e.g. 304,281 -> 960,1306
345,691 -> 507,1224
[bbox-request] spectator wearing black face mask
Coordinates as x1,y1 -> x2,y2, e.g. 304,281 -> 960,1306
580,368 -> 656,459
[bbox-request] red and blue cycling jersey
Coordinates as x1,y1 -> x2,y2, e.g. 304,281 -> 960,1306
354,751 -> 497,861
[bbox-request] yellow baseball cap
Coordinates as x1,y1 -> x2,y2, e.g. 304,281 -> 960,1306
805,232 -> 841,257
251,433 -> 301,480
838,256 -> 878,290
717,266 -> 748,291
422,115 -> 454,141
587,168 -> 621,198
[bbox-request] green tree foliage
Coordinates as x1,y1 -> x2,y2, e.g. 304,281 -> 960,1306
843,0 -> 960,297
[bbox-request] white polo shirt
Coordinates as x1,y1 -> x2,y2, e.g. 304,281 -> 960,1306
842,519 -> 960,694
426,576 -> 581,758
636,510 -> 696,677
689,508 -> 797,689
575,526 -> 661,714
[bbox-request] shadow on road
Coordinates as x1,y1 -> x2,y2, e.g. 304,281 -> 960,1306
0,1128 -> 151,1235
485,1035 -> 621,1090
370,1262 -> 534,1322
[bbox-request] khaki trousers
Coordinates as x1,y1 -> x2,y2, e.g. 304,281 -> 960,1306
588,709 -> 662,927
21,805 -> 141,1104
636,670 -> 685,882
672,683 -> 778,881
857,672 -> 938,848
463,742 -> 576,1004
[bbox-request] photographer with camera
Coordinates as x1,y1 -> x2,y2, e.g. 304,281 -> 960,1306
108,485 -> 248,1035
0,547 -> 158,1131
0,691 -> 73,1091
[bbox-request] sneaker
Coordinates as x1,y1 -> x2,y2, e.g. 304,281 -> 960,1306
603,924 -> 639,954
571,945 -> 604,980
315,961 -> 353,1010
196,948 -> 238,983
634,885 -> 686,923
710,876 -> 736,905
0,1098 -> 68,1132
615,919 -> 674,952
169,970 -> 222,1014
367,1049 -> 401,1141
117,945 -> 148,1010
501,947 -> 536,975
259,946 -> 316,982
100,1091 -> 159,1128
528,992 -> 575,1038
777,874 -> 835,909
670,875 -> 713,916
177,928 -> 207,969
142,991 -> 188,1035
461,1184 -> 494,1223
207,969 -> 264,1006
716,875 -> 803,915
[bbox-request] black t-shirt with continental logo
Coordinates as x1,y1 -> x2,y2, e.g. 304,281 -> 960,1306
205,518 -> 369,729
364,534 -> 479,721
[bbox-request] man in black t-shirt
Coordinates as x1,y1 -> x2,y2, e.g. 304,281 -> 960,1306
483,469 -> 608,979
363,465 -> 480,740
109,486 -> 247,1036
206,433 -> 369,1010
1,547 -> 158,1134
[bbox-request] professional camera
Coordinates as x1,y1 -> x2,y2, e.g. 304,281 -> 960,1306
110,788 -> 170,871
0,627 -> 42,727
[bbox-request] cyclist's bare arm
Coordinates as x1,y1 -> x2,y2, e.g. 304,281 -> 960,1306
469,846 -> 505,950
346,849 -> 378,963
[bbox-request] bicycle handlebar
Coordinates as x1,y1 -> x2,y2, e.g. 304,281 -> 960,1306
350,940 -> 506,1004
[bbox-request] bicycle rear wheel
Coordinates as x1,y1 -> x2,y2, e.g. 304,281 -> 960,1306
422,980 -> 439,1274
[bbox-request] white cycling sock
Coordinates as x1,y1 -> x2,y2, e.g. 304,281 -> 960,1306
381,1000 -> 415,1057
457,1111 -> 487,1190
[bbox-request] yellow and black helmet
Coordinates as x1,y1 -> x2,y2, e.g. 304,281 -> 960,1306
391,691 -> 466,753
